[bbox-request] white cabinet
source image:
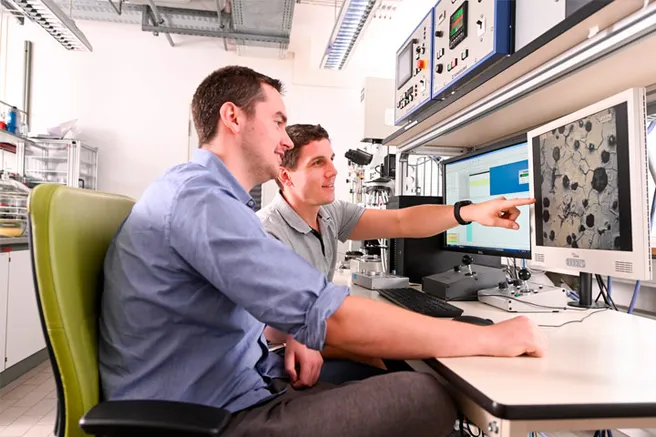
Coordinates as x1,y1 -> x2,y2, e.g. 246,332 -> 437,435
4,250 -> 46,369
0,254 -> 9,371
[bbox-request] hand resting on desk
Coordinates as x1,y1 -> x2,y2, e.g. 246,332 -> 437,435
485,316 -> 547,358
325,296 -> 547,361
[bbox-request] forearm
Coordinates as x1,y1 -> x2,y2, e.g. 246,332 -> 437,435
397,204 -> 473,238
326,295 -> 493,359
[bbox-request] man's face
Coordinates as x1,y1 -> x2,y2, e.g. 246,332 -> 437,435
282,138 -> 337,206
240,84 -> 293,185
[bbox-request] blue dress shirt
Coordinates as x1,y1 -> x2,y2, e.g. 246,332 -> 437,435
98,149 -> 350,412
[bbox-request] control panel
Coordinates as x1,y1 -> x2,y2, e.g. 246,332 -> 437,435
432,0 -> 513,100
394,11 -> 433,125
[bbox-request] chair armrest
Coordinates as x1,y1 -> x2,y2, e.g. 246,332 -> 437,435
79,400 -> 231,436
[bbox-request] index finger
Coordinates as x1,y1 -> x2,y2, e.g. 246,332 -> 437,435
503,197 -> 535,208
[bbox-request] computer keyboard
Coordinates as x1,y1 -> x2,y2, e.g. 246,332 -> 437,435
376,287 -> 464,318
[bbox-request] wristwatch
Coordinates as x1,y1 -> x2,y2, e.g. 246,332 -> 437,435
454,200 -> 473,226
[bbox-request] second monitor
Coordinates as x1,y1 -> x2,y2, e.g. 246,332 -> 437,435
442,134 -> 532,259
422,135 -> 531,301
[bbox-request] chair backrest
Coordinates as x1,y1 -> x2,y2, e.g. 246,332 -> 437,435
28,184 -> 135,437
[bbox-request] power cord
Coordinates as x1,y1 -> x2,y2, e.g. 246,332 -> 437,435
537,308 -> 609,328
456,413 -> 481,437
594,274 -> 618,311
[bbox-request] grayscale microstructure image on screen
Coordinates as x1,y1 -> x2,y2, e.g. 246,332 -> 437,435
537,107 -> 620,250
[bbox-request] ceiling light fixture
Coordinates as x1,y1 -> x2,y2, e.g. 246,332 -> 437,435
7,0 -> 93,51
320,0 -> 378,70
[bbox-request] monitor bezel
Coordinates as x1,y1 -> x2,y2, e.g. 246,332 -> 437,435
441,133 -> 532,260
527,87 -> 651,281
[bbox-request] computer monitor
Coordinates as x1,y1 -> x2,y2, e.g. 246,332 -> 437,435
528,87 -> 651,308
443,135 -> 531,259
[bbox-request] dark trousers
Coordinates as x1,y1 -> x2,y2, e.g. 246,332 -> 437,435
222,371 -> 458,437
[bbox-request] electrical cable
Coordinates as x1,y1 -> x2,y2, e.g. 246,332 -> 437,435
538,308 -> 609,328
465,419 -> 481,437
595,274 -> 617,310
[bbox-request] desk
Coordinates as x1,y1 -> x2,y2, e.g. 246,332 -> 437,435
332,269 -> 656,437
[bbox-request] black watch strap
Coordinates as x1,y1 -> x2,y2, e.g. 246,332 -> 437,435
454,200 -> 473,226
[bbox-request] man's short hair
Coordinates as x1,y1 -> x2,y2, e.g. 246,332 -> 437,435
192,65 -> 284,146
276,124 -> 330,190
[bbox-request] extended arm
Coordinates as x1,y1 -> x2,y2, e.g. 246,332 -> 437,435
348,196 -> 535,241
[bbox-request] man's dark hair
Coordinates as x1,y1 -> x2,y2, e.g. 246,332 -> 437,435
276,124 -> 330,190
192,65 -> 283,146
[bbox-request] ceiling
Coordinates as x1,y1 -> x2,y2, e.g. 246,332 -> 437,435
48,0 -> 296,56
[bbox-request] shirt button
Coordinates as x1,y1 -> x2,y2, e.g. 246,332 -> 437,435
247,200 -> 255,207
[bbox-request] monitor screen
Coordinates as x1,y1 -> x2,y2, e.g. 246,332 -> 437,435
532,103 -> 632,252
527,88 -> 651,281
443,138 -> 531,258
396,41 -> 413,90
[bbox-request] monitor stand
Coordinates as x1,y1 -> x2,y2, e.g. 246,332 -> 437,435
567,272 -> 607,309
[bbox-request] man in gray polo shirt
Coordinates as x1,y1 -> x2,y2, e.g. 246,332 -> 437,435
256,124 -> 531,385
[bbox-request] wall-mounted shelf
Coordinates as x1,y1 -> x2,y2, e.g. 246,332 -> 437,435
384,0 -> 655,154
0,130 -> 36,151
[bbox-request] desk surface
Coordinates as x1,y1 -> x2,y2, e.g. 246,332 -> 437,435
333,269 -> 656,421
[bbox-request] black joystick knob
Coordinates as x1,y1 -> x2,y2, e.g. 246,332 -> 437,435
518,268 -> 531,281
462,255 -> 473,266
512,279 -> 522,287
453,265 -> 461,272
498,281 -> 508,289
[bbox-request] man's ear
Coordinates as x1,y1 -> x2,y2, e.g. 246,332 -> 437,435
279,167 -> 293,187
218,102 -> 243,134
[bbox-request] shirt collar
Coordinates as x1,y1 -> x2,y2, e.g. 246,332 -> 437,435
192,148 -> 256,210
272,191 -> 333,234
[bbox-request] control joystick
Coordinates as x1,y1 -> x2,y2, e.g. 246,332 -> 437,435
517,268 -> 531,293
518,268 -> 531,281
462,255 -> 474,276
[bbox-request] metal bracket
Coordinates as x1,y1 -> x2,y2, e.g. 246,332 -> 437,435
107,0 -> 123,16
146,0 -> 175,47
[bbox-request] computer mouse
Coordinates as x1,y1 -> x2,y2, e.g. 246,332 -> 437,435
452,315 -> 494,326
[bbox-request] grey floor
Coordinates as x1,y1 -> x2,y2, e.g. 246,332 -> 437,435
0,361 -> 56,437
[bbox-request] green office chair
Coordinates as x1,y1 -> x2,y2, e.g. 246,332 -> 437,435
28,184 -> 230,437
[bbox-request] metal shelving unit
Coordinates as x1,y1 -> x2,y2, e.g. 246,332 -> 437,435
20,139 -> 98,190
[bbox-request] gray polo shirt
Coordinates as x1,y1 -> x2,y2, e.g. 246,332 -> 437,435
257,192 -> 365,281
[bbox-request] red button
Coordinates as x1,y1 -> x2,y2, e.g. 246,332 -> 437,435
416,59 -> 426,70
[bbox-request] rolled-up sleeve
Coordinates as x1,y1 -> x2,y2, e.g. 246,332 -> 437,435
168,180 -> 350,351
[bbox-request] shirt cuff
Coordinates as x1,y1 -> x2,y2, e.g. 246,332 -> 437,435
292,284 -> 350,351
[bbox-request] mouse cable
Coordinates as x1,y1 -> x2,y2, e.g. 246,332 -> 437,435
538,308 -> 609,328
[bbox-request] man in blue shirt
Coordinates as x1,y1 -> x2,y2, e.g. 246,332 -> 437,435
99,65 -> 547,437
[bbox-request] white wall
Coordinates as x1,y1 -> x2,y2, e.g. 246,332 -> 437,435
1,15 -> 363,202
